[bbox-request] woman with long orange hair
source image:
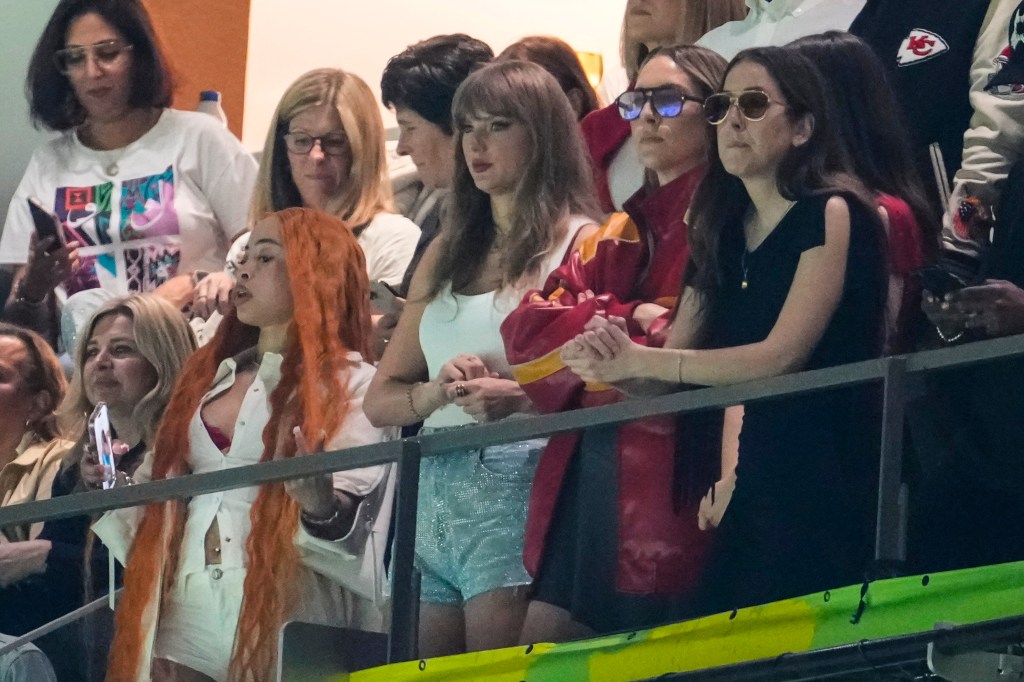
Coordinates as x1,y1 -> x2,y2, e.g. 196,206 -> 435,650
93,207 -> 395,681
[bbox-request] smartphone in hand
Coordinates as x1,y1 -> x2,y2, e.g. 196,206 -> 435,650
369,280 -> 403,315
27,197 -> 65,253
90,402 -> 116,490
913,264 -> 970,299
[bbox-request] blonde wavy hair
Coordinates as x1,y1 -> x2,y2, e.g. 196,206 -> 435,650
620,0 -> 747,81
57,294 -> 197,443
251,68 -> 394,227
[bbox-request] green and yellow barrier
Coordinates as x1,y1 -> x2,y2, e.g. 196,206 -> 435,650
339,561 -> 1024,681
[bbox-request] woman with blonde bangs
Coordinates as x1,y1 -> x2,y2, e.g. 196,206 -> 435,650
191,68 -> 420,321
1,294 -> 194,681
364,60 -> 599,656
586,0 -> 746,212
98,207 -> 395,681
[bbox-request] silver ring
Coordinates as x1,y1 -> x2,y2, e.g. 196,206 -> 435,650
455,383 -> 467,398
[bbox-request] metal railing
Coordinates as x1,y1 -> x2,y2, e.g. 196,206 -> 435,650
2,332 -> 1024,669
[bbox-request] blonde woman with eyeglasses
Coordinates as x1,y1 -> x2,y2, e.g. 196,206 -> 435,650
189,69 -> 421,329
0,0 -> 257,349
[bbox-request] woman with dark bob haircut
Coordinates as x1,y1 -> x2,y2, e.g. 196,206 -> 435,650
26,0 -> 172,131
380,33 -> 493,295
563,46 -> 889,614
0,0 -> 257,349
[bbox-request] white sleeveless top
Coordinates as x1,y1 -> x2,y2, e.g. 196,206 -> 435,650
419,215 -> 592,427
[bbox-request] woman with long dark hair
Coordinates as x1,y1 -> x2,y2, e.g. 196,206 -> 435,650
790,30 -> 939,351
564,47 -> 889,613
584,0 -> 746,212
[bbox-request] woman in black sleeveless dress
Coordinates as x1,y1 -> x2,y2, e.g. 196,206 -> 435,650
562,46 -> 890,614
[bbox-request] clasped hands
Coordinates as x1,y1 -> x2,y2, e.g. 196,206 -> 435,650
560,314 -> 645,384
435,354 -> 528,422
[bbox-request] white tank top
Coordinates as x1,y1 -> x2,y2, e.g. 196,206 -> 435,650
419,215 -> 592,427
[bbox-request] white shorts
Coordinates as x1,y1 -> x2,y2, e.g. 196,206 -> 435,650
153,565 -> 245,682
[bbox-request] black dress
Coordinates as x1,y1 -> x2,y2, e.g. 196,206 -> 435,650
697,194 -> 886,614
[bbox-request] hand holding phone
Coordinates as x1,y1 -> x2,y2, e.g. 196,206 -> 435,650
369,280 -> 404,316
90,403 -> 117,490
27,197 -> 65,253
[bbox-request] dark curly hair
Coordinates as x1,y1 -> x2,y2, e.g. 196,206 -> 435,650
381,33 -> 493,135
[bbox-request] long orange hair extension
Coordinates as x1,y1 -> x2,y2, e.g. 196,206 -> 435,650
106,207 -> 372,681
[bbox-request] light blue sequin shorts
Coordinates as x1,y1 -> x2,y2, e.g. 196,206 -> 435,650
415,428 -> 544,605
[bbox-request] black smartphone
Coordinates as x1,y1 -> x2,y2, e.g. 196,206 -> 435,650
913,264 -> 969,299
27,197 -> 65,253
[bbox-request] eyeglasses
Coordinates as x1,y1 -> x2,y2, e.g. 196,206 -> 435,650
703,89 -> 781,125
54,40 -> 133,75
282,132 -> 348,156
616,86 -> 703,121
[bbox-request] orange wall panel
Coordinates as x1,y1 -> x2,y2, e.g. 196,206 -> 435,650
143,0 -> 250,138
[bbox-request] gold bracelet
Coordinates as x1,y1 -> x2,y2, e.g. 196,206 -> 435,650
407,382 -> 428,421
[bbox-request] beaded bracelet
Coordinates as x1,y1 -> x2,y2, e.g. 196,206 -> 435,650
935,325 -> 965,344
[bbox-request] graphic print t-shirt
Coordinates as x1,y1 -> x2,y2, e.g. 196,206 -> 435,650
0,109 -> 257,296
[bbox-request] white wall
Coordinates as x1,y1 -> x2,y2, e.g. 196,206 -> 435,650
242,0 -> 626,150
0,1 -> 60,226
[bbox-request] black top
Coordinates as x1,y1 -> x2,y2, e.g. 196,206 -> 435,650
707,194 -> 884,493
695,194 -> 886,611
710,193 -> 885,501
851,0 -> 993,202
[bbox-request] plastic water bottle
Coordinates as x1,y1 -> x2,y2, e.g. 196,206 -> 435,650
196,90 -> 228,127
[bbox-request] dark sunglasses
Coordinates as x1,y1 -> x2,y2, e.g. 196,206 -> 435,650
703,89 -> 779,125
616,86 -> 703,121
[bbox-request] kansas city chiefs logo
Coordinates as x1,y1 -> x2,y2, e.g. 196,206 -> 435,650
896,29 -> 949,66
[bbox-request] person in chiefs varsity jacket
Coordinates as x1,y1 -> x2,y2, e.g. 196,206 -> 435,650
852,0 -> 1024,264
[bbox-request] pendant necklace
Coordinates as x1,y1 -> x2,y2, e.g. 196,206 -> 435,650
100,148 -> 127,177
741,250 -> 750,290
79,128 -> 126,177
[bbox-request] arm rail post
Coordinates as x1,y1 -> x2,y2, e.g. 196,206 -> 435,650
388,438 -> 422,663
875,356 -> 908,567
